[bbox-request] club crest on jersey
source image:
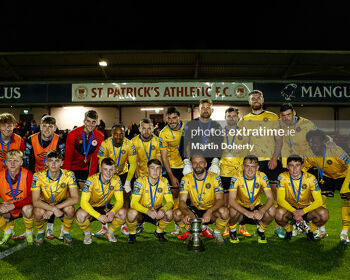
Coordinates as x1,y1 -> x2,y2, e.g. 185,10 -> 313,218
60,183 -> 66,189
121,150 -> 126,154
302,184 -> 307,190
206,183 -> 211,189
92,140 -> 98,146
255,183 -> 260,188
327,160 -> 333,165
110,185 -> 114,190
158,188 -> 163,193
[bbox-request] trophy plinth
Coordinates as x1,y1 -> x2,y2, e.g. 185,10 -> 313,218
187,218 -> 205,252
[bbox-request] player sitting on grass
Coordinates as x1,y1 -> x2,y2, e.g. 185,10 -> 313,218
76,157 -> 126,245
173,154 -> 229,245
276,154 -> 329,241
31,150 -> 79,245
126,159 -> 174,244
0,150 -> 34,245
228,155 -> 275,244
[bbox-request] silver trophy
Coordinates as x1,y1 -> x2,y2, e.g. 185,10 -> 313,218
187,218 -> 205,252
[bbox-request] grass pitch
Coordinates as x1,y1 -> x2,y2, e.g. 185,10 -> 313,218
0,192 -> 349,280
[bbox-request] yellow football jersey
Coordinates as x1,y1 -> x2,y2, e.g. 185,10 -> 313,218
132,134 -> 161,177
280,117 -> 316,167
304,145 -> 350,180
82,173 -> 123,207
229,171 -> 270,208
219,126 -> 245,177
180,171 -> 223,210
132,175 -> 173,209
98,137 -> 136,175
277,171 -> 320,209
159,122 -> 184,169
31,169 -> 77,205
238,110 -> 279,161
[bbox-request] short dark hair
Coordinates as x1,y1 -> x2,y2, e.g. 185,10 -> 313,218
147,158 -> 162,167
280,103 -> 294,113
47,150 -> 63,160
140,118 -> 153,126
190,153 -> 206,162
166,107 -> 180,116
225,107 -> 239,115
41,115 -> 56,125
199,98 -> 213,105
84,110 -> 98,120
243,155 -> 259,165
248,90 -> 263,97
287,154 -> 303,165
111,123 -> 125,131
101,157 -> 115,166
306,129 -> 328,144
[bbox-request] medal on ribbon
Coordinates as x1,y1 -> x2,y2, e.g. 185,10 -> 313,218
99,175 -> 111,213
193,171 -> 208,209
112,139 -> 123,174
1,134 -> 11,165
82,129 -> 94,164
6,170 -> 21,202
40,134 -> 54,164
290,172 -> 303,206
169,121 -> 182,153
225,126 -> 236,156
47,170 -> 62,205
148,177 -> 160,210
140,135 -> 153,162
198,119 -> 212,145
316,147 -> 326,185
243,173 -> 256,210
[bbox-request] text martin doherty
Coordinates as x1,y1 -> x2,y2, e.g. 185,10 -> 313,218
191,142 -> 254,152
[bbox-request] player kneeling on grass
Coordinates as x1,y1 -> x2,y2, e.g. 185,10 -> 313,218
173,154 -> 229,245
0,150 -> 34,245
31,150 -> 79,245
126,159 -> 174,244
275,155 -> 329,241
76,158 -> 126,245
228,155 -> 275,244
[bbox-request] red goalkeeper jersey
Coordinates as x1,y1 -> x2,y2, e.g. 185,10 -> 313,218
63,125 -> 104,175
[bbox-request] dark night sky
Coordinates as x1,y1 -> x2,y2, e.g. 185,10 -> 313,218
1,2 -> 349,52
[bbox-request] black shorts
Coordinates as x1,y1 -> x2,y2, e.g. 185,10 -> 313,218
187,205 -> 212,225
239,205 -> 262,225
119,172 -> 127,186
220,176 -> 232,193
163,168 -> 184,189
8,212 -> 23,222
258,160 -> 283,184
307,168 -> 345,195
140,207 -> 161,226
73,170 -> 89,184
89,204 -> 113,222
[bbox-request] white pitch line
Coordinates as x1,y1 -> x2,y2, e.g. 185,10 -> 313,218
0,242 -> 28,260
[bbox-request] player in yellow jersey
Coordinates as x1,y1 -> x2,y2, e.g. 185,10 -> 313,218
131,118 -> 161,178
228,155 -> 275,244
238,90 -> 284,238
276,155 -> 329,241
174,154 -> 229,245
31,150 -> 79,245
126,159 -> 174,243
159,107 -> 185,235
279,103 -> 317,168
75,158 -> 126,245
97,124 -> 136,236
304,129 -> 350,243
220,107 -> 251,237
131,118 -> 161,234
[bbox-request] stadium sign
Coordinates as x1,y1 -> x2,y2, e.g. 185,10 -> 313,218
71,82 -> 253,102
254,82 -> 350,102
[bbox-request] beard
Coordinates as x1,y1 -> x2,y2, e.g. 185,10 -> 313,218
251,103 -> 262,110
